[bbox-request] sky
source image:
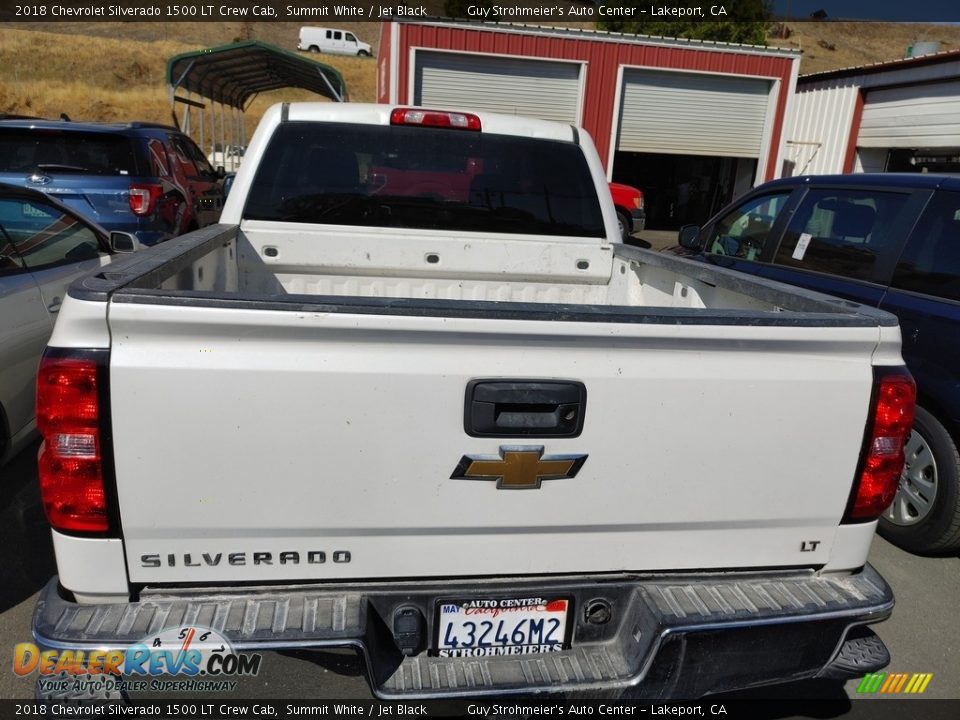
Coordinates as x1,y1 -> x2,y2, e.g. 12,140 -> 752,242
771,0 -> 960,22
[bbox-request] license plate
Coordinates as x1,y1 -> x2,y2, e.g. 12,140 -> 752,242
435,597 -> 570,657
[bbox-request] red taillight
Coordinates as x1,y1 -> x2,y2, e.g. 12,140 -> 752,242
846,367 -> 917,522
36,353 -> 108,533
390,108 -> 482,131
128,183 -> 162,216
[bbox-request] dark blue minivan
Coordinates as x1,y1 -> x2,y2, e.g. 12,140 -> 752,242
669,173 -> 960,555
0,120 -> 224,246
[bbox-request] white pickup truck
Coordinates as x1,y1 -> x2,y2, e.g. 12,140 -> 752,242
34,103 -> 914,699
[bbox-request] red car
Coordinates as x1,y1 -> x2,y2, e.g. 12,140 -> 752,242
608,181 -> 646,241
367,159 -> 646,242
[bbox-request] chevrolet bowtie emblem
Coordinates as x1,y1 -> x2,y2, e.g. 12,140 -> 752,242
450,446 -> 588,490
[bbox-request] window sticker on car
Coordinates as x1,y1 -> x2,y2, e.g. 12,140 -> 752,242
793,232 -> 813,260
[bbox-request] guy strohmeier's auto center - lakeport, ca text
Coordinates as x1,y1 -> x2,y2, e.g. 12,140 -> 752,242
10,2 -> 733,20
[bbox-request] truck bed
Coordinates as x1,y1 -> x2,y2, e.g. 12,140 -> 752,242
75,222 -> 893,320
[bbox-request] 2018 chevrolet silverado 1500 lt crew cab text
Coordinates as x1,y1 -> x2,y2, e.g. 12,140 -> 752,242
33,104 -> 913,699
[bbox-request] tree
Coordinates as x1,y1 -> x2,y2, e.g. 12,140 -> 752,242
597,0 -> 773,46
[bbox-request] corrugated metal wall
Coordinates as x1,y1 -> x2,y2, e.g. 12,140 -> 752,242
854,148 -> 888,173
785,84 -> 860,175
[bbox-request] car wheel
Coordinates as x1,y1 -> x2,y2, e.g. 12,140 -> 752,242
616,210 -> 631,241
878,405 -> 960,554
358,50 -> 371,57
308,45 -> 320,53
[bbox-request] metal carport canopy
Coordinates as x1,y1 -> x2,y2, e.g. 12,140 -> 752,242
166,40 -> 347,109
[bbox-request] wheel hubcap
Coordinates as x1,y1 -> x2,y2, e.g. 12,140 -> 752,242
884,428 -> 937,526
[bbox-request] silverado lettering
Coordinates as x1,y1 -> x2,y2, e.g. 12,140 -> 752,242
139,551 -> 347,567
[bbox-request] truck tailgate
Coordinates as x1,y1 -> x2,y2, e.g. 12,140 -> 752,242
107,302 -> 878,584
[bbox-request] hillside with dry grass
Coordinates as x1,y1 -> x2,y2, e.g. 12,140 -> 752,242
2,20 -> 959,131
0,22 -> 379,126
767,20 -> 960,75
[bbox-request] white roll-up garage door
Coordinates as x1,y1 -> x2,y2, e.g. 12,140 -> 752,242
859,81 -> 960,148
413,51 -> 582,124
617,69 -> 772,157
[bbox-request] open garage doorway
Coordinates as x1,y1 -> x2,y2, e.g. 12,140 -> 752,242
613,68 -> 774,231
612,152 -> 757,230
887,148 -> 960,173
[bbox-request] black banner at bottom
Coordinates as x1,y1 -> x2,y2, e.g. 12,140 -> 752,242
5,699 -> 960,720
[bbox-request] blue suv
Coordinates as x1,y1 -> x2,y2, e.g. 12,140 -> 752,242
0,120 -> 224,246
670,173 -> 960,555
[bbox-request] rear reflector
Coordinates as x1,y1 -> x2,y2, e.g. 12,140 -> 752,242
128,183 -> 162,216
845,367 -> 916,522
390,108 -> 481,131
36,352 -> 109,533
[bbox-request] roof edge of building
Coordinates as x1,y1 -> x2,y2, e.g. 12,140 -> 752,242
799,48 -> 960,84
395,18 -> 802,58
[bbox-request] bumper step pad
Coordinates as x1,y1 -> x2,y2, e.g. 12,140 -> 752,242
817,626 -> 890,680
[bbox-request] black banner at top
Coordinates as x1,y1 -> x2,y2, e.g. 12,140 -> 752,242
2,0 -> 959,23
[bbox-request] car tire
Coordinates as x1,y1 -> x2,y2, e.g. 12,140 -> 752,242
308,45 -> 320,53
878,405 -> 960,554
358,50 -> 371,57
616,210 -> 631,241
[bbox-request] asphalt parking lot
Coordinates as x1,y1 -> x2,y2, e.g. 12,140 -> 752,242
2,437 -> 958,707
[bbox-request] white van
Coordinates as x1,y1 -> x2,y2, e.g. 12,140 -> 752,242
298,27 -> 373,57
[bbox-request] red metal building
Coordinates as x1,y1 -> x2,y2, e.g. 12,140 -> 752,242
378,20 -> 800,228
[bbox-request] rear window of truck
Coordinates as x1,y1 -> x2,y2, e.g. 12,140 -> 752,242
0,129 -> 140,176
243,122 -> 606,238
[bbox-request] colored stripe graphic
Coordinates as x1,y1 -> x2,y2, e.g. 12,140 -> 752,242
857,672 -> 932,694
904,674 -> 919,693
880,673 -> 898,693
857,673 -> 883,693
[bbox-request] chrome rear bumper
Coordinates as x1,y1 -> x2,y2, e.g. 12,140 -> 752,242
33,564 -> 892,699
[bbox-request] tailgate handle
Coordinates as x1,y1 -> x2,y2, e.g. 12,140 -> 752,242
465,380 -> 586,437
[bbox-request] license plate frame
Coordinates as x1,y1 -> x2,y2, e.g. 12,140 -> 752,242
432,596 -> 573,658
